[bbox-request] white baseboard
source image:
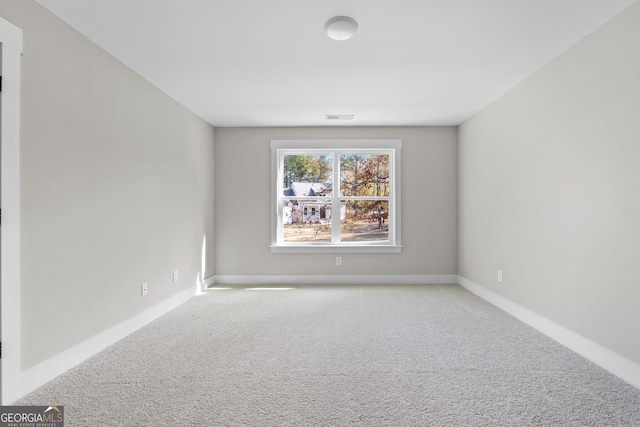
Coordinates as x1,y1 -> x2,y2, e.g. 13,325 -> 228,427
213,274 -> 458,286
20,283 -> 201,400
203,275 -> 217,289
457,275 -> 640,390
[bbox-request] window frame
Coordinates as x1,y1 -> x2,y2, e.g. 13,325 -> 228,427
271,139 -> 402,253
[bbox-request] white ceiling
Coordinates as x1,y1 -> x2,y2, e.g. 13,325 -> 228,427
36,0 -> 637,127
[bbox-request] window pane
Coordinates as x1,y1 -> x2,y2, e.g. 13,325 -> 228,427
283,154 -> 333,196
282,199 -> 332,243
340,154 -> 390,197
340,200 -> 389,242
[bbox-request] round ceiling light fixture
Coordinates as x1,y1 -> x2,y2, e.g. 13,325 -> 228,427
325,16 -> 358,41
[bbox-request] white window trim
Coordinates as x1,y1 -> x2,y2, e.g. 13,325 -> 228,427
271,139 -> 402,253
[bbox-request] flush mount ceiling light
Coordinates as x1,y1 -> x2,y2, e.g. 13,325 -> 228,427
325,16 -> 358,41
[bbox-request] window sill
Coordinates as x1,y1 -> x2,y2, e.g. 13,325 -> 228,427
270,245 -> 402,254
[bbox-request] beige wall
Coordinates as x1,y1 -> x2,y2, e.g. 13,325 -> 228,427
0,1 -> 215,370
459,3 -> 640,363
214,126 -> 457,276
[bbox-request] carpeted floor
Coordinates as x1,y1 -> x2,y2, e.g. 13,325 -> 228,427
16,284 -> 640,426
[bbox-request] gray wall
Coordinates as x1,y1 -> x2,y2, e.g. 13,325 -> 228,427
459,2 -> 640,364
0,2 -> 215,370
214,127 -> 457,276
6,0 -> 638,383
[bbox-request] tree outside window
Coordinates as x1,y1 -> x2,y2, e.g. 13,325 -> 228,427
272,140 -> 402,253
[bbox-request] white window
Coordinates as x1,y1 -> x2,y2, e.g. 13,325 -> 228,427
271,140 -> 402,253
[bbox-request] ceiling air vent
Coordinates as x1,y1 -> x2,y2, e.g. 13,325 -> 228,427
325,114 -> 355,120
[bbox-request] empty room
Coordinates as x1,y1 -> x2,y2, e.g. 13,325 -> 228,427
1,0 -> 639,425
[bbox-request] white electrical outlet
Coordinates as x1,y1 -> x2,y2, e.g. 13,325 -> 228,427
497,270 -> 503,283
141,282 -> 148,296
336,257 -> 342,266
173,270 -> 179,283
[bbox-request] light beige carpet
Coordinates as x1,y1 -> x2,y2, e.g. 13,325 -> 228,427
17,284 -> 640,426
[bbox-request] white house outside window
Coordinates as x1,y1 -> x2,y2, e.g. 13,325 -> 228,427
271,140 -> 402,253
